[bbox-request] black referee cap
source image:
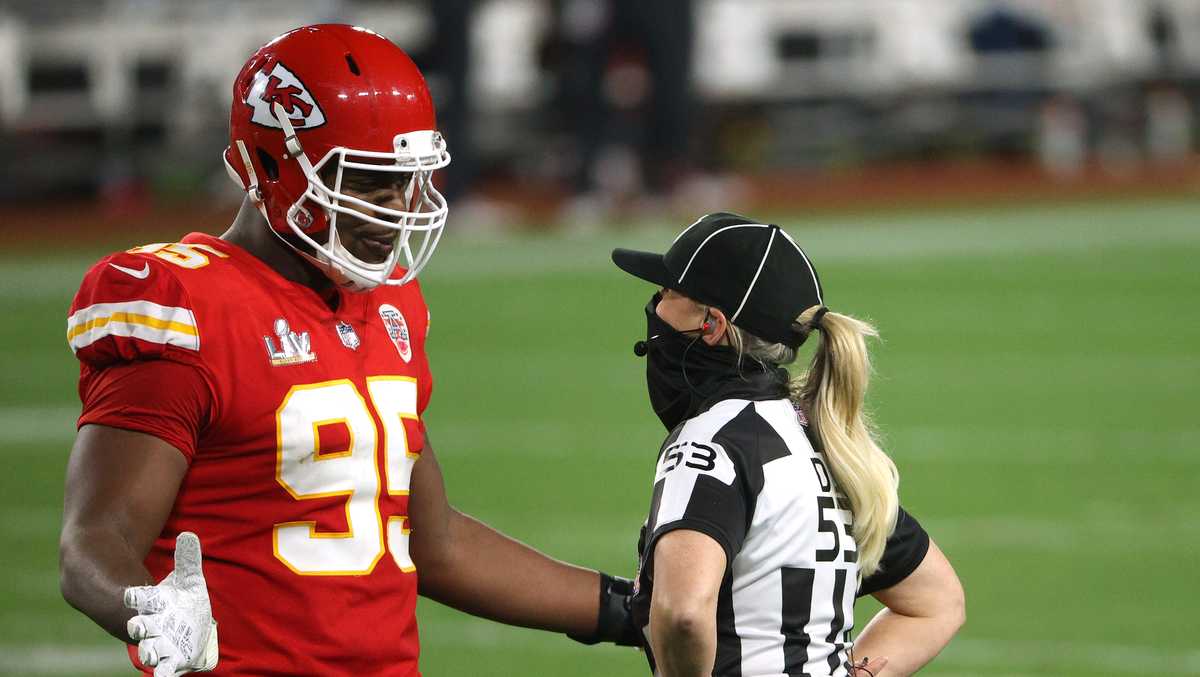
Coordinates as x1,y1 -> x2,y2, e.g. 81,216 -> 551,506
612,212 -> 824,348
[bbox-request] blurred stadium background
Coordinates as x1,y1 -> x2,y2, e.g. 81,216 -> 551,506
1,1 -> 1198,675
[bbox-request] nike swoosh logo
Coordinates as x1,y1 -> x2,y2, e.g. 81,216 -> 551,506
109,262 -> 150,279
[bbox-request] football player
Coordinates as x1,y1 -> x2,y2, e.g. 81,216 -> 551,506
59,24 -> 633,676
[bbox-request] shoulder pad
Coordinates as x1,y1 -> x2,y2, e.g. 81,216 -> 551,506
68,248 -> 201,367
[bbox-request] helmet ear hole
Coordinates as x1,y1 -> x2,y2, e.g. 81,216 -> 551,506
345,53 -> 361,76
256,147 -> 280,181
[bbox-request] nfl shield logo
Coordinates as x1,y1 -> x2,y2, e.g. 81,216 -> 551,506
335,321 -> 360,351
378,304 -> 412,363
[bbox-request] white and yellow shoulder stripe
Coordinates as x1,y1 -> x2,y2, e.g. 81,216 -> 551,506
67,300 -> 199,353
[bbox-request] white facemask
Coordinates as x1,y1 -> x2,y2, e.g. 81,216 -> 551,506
272,102 -> 451,291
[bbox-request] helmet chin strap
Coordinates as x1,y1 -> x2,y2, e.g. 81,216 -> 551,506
323,223 -> 403,288
260,223 -> 357,290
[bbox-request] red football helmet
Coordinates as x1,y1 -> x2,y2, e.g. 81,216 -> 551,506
224,24 -> 450,290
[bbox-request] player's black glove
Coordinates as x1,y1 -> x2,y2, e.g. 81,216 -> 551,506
568,572 -> 641,647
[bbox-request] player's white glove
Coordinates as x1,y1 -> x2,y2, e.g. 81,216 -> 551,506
124,532 -> 219,676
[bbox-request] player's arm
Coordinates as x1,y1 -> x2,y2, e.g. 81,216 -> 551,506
407,433 -> 626,640
851,539 -> 965,676
62,252 -> 221,670
647,529 -> 725,677
59,424 -> 188,641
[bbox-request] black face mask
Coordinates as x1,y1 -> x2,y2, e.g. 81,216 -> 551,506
636,294 -> 794,431
639,295 -> 744,430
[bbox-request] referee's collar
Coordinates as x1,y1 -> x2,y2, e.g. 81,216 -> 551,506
692,367 -> 790,420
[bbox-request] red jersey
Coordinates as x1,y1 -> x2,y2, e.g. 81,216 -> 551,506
68,233 -> 433,676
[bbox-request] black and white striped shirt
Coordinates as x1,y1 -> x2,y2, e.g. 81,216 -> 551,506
632,396 -> 929,677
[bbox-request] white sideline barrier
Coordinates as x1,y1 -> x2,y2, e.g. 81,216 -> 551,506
2,0 -> 1198,132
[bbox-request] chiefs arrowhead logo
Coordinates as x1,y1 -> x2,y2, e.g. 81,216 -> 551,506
246,62 -> 326,130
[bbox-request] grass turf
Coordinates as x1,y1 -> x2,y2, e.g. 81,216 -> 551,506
0,197 -> 1197,675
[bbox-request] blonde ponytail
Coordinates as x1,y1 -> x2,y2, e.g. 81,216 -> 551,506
727,305 -> 900,577
793,309 -> 898,578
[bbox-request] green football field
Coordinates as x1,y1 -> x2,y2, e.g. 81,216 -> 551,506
1,197 -> 1197,676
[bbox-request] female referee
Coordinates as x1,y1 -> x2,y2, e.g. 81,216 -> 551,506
611,212 -> 965,677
